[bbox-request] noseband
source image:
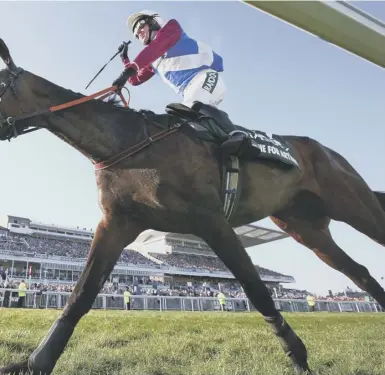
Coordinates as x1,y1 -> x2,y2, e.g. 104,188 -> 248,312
0,67 -> 41,140
0,70 -> 18,97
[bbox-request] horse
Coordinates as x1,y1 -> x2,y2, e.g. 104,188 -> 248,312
0,38 -> 384,375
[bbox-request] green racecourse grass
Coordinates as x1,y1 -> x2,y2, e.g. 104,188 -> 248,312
0,310 -> 384,375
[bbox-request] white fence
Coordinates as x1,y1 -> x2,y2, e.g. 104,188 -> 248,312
1,289 -> 382,313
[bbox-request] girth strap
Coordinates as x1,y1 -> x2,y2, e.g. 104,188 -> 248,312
94,123 -> 181,171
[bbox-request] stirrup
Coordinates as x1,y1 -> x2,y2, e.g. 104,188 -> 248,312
228,130 -> 250,138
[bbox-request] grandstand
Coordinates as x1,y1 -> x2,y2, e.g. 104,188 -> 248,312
1,214 -> 294,295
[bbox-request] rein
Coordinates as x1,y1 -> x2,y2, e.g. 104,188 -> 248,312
1,85 -> 127,128
0,69 -> 181,171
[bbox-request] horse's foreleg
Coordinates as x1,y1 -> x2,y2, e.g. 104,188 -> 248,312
193,214 -> 312,375
0,215 -> 142,375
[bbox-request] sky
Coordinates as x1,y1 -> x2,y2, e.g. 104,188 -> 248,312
0,1 -> 384,295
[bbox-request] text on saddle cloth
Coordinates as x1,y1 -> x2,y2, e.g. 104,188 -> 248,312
235,129 -> 299,168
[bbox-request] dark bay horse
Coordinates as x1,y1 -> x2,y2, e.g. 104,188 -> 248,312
0,38 -> 384,375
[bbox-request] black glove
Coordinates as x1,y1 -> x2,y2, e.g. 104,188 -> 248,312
118,42 -> 129,61
112,66 -> 137,89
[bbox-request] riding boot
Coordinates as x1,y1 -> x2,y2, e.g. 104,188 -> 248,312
191,101 -> 260,159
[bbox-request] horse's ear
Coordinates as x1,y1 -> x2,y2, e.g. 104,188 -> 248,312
0,38 -> 17,71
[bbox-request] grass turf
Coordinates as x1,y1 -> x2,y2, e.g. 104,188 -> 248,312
0,310 -> 384,375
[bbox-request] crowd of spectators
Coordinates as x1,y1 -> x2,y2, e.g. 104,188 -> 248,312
148,252 -> 289,278
273,287 -> 373,302
0,234 -> 155,266
119,250 -> 155,265
0,235 -> 26,252
0,234 -> 377,309
0,277 -> 374,304
149,252 -> 228,272
0,233 -> 290,277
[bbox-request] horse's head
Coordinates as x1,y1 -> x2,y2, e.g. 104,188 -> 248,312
0,38 -> 41,141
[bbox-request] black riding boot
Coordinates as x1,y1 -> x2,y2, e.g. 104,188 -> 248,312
191,101 -> 260,159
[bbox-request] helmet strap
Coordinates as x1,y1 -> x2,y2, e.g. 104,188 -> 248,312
142,16 -> 161,45
145,29 -> 158,45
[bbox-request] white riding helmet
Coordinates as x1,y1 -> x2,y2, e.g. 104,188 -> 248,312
126,10 -> 166,36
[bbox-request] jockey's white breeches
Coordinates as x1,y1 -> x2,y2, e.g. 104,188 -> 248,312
182,69 -> 226,108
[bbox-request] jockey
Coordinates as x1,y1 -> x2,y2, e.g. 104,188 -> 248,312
112,10 -> 257,158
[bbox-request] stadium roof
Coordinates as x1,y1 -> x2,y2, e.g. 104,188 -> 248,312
133,224 -> 288,249
243,1 -> 385,69
234,224 -> 288,248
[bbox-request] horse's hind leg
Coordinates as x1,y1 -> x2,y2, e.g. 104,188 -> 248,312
0,214 -> 143,375
328,189 -> 385,247
271,211 -> 385,309
316,146 -> 385,246
194,213 -> 312,375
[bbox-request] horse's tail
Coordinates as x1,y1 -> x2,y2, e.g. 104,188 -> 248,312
373,191 -> 385,212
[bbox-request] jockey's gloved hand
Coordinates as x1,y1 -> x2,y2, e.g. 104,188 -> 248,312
118,42 -> 129,61
112,65 -> 137,89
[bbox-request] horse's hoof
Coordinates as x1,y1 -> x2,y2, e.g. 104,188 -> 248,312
291,362 -> 313,375
0,361 -> 29,375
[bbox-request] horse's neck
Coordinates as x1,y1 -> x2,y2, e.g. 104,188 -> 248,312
27,73 -> 170,164
36,92 -> 147,163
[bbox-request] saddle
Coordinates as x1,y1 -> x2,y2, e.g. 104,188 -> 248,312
166,102 -> 242,143
165,102 -> 300,224
165,102 -> 299,168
